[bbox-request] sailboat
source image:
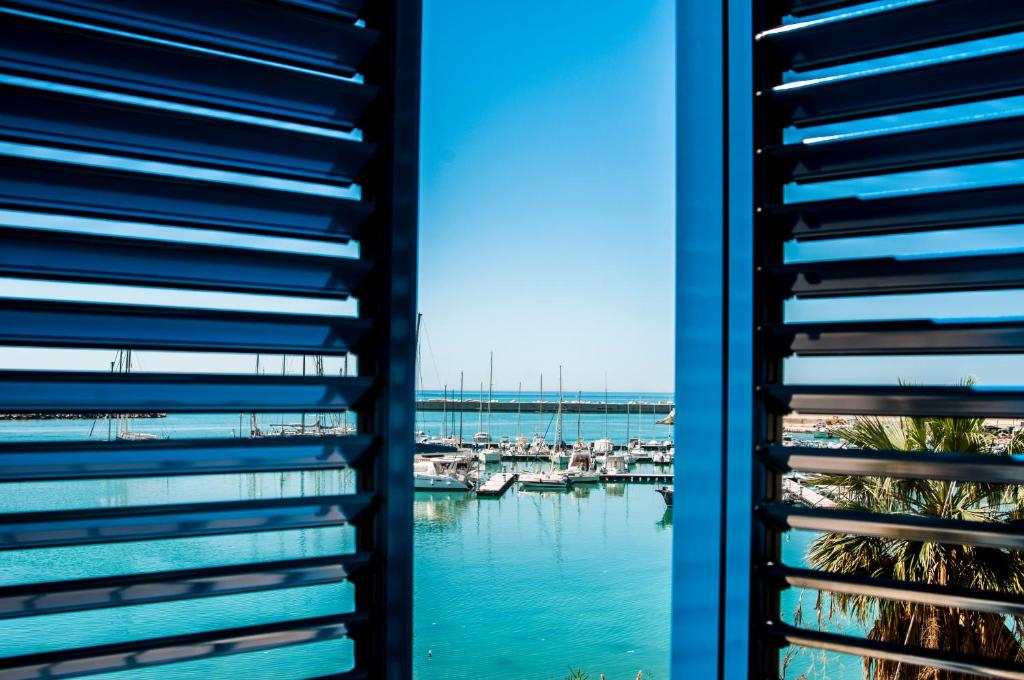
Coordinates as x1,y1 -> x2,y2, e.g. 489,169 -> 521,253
472,381 -> 489,447
548,366 -> 569,467
593,380 -> 614,456
510,382 -> 529,455
625,400 -> 644,463
528,373 -> 550,458
112,350 -> 165,441
477,353 -> 501,463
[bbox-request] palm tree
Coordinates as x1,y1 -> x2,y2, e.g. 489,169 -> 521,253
804,395 -> 1024,679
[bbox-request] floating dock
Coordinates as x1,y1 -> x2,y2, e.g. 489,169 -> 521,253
499,453 -> 672,463
782,478 -> 835,509
599,473 -> 673,483
417,399 -> 672,414
477,472 -> 517,497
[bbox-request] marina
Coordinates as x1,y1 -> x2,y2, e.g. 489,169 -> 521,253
416,398 -> 673,414
0,404 -> 860,680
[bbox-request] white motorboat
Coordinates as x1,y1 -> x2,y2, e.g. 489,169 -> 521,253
592,438 -> 614,455
652,446 -> 675,464
518,471 -> 571,490
414,457 -> 473,491
565,450 -> 600,484
601,453 -> 630,475
477,447 -> 501,463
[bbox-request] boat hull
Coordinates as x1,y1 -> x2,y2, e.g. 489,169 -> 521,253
518,481 -> 570,490
477,450 -> 501,463
414,474 -> 470,491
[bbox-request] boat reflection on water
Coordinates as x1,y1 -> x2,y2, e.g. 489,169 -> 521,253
413,491 -> 472,526
604,482 -> 625,497
571,484 -> 592,499
656,508 -> 672,530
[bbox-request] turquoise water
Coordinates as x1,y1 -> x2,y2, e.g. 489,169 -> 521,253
414,481 -> 672,679
0,392 -> 863,679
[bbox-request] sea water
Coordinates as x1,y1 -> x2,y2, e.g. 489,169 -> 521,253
0,391 -> 861,679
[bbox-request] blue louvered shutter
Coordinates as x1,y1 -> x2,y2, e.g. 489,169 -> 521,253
0,1 -> 419,678
752,1 -> 1024,678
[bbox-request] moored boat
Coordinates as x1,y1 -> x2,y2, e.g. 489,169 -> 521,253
565,450 -> 600,484
518,471 -> 571,490
656,486 -> 673,507
414,456 -> 473,491
601,453 -> 630,475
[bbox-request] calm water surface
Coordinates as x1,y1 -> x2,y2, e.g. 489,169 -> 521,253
0,394 -> 862,679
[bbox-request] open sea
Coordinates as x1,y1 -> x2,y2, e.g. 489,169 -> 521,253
0,391 -> 861,679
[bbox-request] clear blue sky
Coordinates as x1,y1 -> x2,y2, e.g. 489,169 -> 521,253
4,1 -> 1024,394
417,0 -> 676,394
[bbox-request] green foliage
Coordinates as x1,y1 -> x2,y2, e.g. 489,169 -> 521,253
564,668 -> 589,680
805,383 -> 1024,679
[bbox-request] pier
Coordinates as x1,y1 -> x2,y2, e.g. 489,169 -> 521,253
783,478 -> 836,509
599,473 -> 673,483
417,399 -> 672,414
478,472 -> 517,497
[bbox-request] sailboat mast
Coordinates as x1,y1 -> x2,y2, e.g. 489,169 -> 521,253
604,374 -> 609,439
280,355 -> 286,435
576,389 -> 582,442
478,382 -> 483,435
343,354 -> 349,433
516,381 -> 522,438
555,365 -> 563,451
487,351 -> 493,440
442,385 -> 448,438
626,400 -> 631,447
459,371 -> 464,445
538,373 -> 544,439
121,350 -> 132,437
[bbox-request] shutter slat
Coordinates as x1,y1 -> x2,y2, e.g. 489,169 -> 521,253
772,0 -> 868,18
761,0 -> 1024,72
764,319 -> 1024,357
763,623 -> 1024,679
0,436 -> 375,482
1,83 -> 375,186
0,299 -> 370,354
761,503 -> 1024,550
6,0 -> 379,76
0,11 -> 377,130
763,445 -> 1024,484
769,114 -> 1024,184
0,228 -> 372,298
762,384 -> 1024,418
770,46 -> 1024,127
275,0 -> 366,20
0,493 -> 374,550
0,372 -> 374,414
768,252 -> 1024,299
0,157 -> 374,243
767,565 -> 1024,618
770,184 -> 1024,241
0,552 -> 371,620
0,612 -> 368,679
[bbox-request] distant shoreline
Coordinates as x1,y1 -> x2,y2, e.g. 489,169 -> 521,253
0,413 -> 167,420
